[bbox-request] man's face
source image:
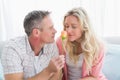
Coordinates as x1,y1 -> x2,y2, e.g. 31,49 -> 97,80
39,16 -> 57,43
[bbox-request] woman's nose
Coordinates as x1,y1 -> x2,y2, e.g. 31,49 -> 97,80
66,27 -> 72,33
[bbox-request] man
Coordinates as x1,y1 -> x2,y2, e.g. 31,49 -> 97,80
1,10 -> 65,80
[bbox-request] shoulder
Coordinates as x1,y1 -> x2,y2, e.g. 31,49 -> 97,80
45,42 -> 57,47
98,42 -> 105,58
3,36 -> 26,54
44,42 -> 58,51
5,36 -> 26,47
44,42 -> 59,56
93,42 -> 105,65
56,37 -> 62,47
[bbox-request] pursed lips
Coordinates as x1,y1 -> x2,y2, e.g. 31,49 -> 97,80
68,35 -> 73,37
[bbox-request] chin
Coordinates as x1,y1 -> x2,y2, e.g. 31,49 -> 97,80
48,40 -> 55,43
69,39 -> 76,42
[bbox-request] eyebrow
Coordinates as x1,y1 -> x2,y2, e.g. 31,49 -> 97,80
64,23 -> 78,26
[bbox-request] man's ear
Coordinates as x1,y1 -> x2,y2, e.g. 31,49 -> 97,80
32,28 -> 40,37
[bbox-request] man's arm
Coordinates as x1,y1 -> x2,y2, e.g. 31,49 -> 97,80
51,70 -> 63,80
4,68 -> 52,80
4,73 -> 24,80
4,55 -> 65,80
27,68 -> 54,80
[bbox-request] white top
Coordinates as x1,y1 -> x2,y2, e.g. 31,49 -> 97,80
1,36 -> 59,79
66,53 -> 83,80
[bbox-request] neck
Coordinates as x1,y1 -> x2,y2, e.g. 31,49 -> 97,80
28,36 -> 44,56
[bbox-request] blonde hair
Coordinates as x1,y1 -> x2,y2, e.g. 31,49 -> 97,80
63,7 -> 100,74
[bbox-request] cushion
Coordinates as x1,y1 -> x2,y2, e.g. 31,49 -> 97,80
102,43 -> 120,80
0,60 -> 4,80
0,42 -> 5,80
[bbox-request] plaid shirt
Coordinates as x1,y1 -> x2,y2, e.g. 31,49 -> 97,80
1,36 -> 59,79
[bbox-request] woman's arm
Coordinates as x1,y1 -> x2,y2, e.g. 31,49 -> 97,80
80,76 -> 97,80
82,44 -> 106,80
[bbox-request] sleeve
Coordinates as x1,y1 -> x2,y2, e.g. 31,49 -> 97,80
1,46 -> 23,74
91,44 -> 106,79
56,37 -> 65,55
56,37 -> 68,80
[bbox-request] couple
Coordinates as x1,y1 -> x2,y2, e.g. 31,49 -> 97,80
1,7 -> 107,80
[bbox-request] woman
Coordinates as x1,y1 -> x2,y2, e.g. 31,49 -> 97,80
56,7 -> 107,80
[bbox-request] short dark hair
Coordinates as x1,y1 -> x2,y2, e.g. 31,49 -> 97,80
23,10 -> 50,36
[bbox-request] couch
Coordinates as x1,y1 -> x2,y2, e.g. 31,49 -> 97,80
102,37 -> 120,80
0,37 -> 120,80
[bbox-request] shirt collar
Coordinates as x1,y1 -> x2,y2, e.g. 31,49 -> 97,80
25,36 -> 45,56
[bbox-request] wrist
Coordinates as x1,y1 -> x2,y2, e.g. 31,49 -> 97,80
45,67 -> 54,78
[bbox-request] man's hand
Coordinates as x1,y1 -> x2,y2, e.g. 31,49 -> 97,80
46,55 -> 65,73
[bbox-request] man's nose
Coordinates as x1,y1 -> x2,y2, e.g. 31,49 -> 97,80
53,28 -> 57,33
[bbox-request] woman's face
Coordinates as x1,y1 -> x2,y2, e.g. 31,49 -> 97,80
64,15 -> 82,42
